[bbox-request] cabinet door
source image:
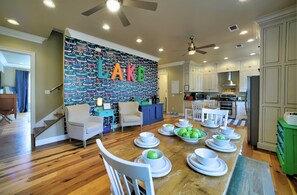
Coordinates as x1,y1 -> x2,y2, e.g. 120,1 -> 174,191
203,73 -> 218,92
262,66 -> 281,105
263,23 -> 282,65
239,70 -> 248,92
140,106 -> 151,124
155,104 -> 164,121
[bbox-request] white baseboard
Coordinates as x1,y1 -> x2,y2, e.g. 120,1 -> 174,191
36,134 -> 69,146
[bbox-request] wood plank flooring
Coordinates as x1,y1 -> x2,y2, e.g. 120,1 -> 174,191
0,113 -> 296,194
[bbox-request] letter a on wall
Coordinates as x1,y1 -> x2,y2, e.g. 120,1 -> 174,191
111,63 -> 123,80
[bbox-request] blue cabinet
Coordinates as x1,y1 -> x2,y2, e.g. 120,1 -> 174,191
139,104 -> 163,125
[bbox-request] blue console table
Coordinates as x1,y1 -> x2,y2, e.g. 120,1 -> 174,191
94,108 -> 115,132
139,103 -> 163,126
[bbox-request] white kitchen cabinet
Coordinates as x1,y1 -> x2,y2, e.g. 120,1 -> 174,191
257,6 -> 297,152
239,69 -> 260,92
188,64 -> 203,92
236,101 -> 247,120
217,61 -> 240,73
203,73 -> 218,92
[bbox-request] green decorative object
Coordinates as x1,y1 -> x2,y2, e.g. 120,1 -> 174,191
276,118 -> 297,175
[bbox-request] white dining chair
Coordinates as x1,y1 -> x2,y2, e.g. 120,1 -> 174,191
96,139 -> 155,195
192,100 -> 204,121
201,108 -> 229,127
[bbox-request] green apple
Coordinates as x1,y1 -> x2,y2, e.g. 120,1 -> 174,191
147,150 -> 158,159
192,128 -> 199,133
190,131 -> 199,138
186,126 -> 192,131
178,128 -> 187,136
166,124 -> 172,127
217,135 -> 226,140
182,132 -> 191,138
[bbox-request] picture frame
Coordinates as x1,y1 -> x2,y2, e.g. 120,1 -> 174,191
103,103 -> 111,110
184,85 -> 189,92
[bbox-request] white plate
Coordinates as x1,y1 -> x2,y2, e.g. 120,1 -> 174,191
200,122 -> 220,129
134,137 -> 160,148
216,130 -> 241,140
187,154 -> 228,176
205,139 -> 237,153
135,156 -> 172,178
158,128 -> 175,136
175,123 -> 193,128
188,153 -> 222,172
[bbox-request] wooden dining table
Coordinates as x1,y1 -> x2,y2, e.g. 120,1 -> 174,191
107,121 -> 246,195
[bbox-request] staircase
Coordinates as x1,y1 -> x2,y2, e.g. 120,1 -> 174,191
31,113 -> 65,149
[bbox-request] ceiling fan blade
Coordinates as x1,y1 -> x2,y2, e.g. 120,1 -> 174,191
117,9 -> 131,27
196,50 -> 207,54
196,44 -> 216,50
82,2 -> 106,16
123,0 -> 158,11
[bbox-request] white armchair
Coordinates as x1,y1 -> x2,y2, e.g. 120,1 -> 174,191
65,104 -> 103,148
118,102 -> 143,132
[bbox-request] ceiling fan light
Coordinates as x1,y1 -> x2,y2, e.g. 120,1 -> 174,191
188,50 -> 196,55
106,0 -> 120,12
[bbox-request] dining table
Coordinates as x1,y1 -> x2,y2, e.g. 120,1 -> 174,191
107,121 -> 246,195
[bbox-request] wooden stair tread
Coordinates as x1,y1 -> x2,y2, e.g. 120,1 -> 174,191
33,114 -> 65,138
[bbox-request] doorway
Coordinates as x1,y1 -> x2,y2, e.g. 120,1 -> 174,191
158,73 -> 168,114
0,47 -> 35,157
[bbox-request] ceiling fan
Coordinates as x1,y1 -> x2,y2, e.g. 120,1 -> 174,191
82,0 -> 158,27
188,36 -> 216,55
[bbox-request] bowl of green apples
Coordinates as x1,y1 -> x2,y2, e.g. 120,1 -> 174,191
212,135 -> 230,147
142,149 -> 165,169
174,127 -> 207,143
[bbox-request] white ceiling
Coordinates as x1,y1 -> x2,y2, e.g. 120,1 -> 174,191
0,0 -> 296,65
0,50 -> 30,69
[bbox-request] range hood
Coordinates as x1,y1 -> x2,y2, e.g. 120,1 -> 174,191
222,72 -> 237,88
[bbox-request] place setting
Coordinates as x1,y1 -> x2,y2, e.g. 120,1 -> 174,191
175,119 -> 193,128
216,126 -> 241,140
135,149 -> 172,178
186,148 -> 228,176
200,119 -> 220,129
205,135 -> 237,153
134,132 -> 160,148
158,124 -> 175,136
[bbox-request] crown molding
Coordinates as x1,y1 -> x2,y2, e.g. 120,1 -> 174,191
158,61 -> 186,68
65,28 -> 160,62
0,26 -> 47,44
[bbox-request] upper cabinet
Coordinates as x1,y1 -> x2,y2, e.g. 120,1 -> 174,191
239,57 -> 260,92
202,64 -> 218,92
217,61 -> 240,73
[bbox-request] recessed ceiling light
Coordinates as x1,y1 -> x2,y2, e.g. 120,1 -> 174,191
203,61 -> 207,63
136,38 -> 142,43
158,48 -> 164,52
239,0 -> 247,2
7,19 -> 19,25
224,57 -> 229,60
247,38 -> 255,42
106,0 -> 120,12
240,30 -> 248,35
214,46 -> 220,50
102,24 -> 110,30
43,0 -> 55,8
250,53 -> 256,56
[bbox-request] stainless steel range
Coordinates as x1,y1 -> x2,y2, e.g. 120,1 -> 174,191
218,94 -> 237,119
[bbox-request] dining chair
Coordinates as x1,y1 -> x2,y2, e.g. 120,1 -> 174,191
118,102 -> 143,132
65,104 -> 104,148
192,100 -> 204,121
201,108 -> 229,127
96,139 -> 155,195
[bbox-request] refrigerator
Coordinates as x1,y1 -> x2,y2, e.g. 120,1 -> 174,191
246,76 -> 260,147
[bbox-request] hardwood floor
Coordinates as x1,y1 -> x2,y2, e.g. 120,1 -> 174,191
0,113 -> 296,194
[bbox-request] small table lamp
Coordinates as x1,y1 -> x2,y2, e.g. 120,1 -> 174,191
97,98 -> 103,111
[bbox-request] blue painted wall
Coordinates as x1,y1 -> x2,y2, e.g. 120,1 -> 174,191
63,36 -> 158,125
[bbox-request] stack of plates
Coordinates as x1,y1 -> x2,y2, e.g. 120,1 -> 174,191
205,139 -> 237,152
216,130 -> 241,140
135,156 -> 172,178
158,128 -> 175,136
134,137 -> 160,148
175,122 -> 193,128
186,153 -> 228,176
200,122 -> 219,129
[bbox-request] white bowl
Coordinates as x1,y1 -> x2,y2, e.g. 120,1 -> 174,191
194,148 -> 218,166
139,132 -> 155,143
163,124 -> 174,132
174,128 -> 207,143
212,135 -> 230,147
142,149 -> 165,169
220,126 -> 235,135
179,119 -> 189,126
205,119 -> 215,126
